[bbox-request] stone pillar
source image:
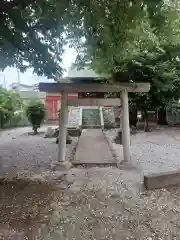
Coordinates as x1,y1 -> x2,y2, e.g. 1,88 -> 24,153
121,89 -> 131,162
119,105 -> 122,129
58,91 -> 68,163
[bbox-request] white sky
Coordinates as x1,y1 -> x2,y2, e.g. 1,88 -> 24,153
0,46 -> 77,88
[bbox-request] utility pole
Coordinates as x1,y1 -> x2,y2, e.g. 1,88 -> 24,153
0,73 -> 6,89
3,76 -> 6,89
17,69 -> 20,84
17,69 -> 23,118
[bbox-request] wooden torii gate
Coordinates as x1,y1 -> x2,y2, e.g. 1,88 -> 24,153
39,81 -> 150,168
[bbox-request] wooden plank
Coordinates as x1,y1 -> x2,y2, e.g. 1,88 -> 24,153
67,98 -> 121,106
39,82 -> 150,93
144,170 -> 180,190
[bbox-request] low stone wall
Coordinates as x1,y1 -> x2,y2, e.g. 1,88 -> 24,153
144,170 -> 180,190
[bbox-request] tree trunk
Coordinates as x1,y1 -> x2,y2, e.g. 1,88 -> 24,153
33,126 -> 38,134
158,108 -> 167,125
129,106 -> 137,128
144,110 -> 150,132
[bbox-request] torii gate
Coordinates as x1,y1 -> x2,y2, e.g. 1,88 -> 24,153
39,78 -> 150,168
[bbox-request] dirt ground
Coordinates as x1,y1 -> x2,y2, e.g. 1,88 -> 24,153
1,126 -> 180,239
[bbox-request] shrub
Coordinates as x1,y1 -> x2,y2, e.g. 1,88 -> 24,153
26,101 -> 46,134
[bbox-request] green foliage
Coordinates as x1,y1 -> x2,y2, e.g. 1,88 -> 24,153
126,44 -> 180,111
1,0 -> 179,104
65,0 -> 180,114
0,0 -> 176,80
68,0 -> 179,74
9,90 -> 23,110
0,87 -> 22,128
26,101 -> 46,133
167,101 -> 180,114
66,0 -> 180,126
0,0 -> 69,79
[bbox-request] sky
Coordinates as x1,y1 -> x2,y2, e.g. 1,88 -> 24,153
0,46 -> 77,88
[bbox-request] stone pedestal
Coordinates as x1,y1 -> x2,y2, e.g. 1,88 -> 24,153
114,129 -> 123,144
56,134 -> 72,144
114,129 -> 132,145
51,161 -> 72,171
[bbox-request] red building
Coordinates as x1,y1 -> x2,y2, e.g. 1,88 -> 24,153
45,93 -> 78,120
45,92 -> 120,121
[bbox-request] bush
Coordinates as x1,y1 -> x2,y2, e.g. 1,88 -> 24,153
0,108 -> 12,128
26,101 -> 46,134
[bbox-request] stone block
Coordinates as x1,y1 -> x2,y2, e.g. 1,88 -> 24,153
103,107 -> 116,129
68,128 -> 82,137
114,129 -> 132,144
56,134 -> 72,144
68,107 -> 81,128
44,127 -> 59,138
144,170 -> 180,190
114,130 -> 122,144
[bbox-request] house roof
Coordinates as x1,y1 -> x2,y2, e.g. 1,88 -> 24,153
9,83 -> 39,90
19,91 -> 46,99
67,66 -> 108,80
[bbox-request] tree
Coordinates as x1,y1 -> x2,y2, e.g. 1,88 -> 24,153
0,0 -> 173,80
0,87 -> 17,128
125,43 -> 180,130
0,0 -> 70,79
26,101 -> 45,134
68,0 -> 179,76
9,90 -> 22,111
65,0 -> 180,130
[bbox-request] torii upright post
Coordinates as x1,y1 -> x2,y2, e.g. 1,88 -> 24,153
58,91 -> 68,163
121,89 -> 131,162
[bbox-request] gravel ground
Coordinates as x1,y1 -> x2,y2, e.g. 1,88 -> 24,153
104,127 -> 180,175
0,126 -> 78,178
40,186 -> 180,240
39,127 -> 180,239
2,127 -> 180,239
39,126 -> 180,239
